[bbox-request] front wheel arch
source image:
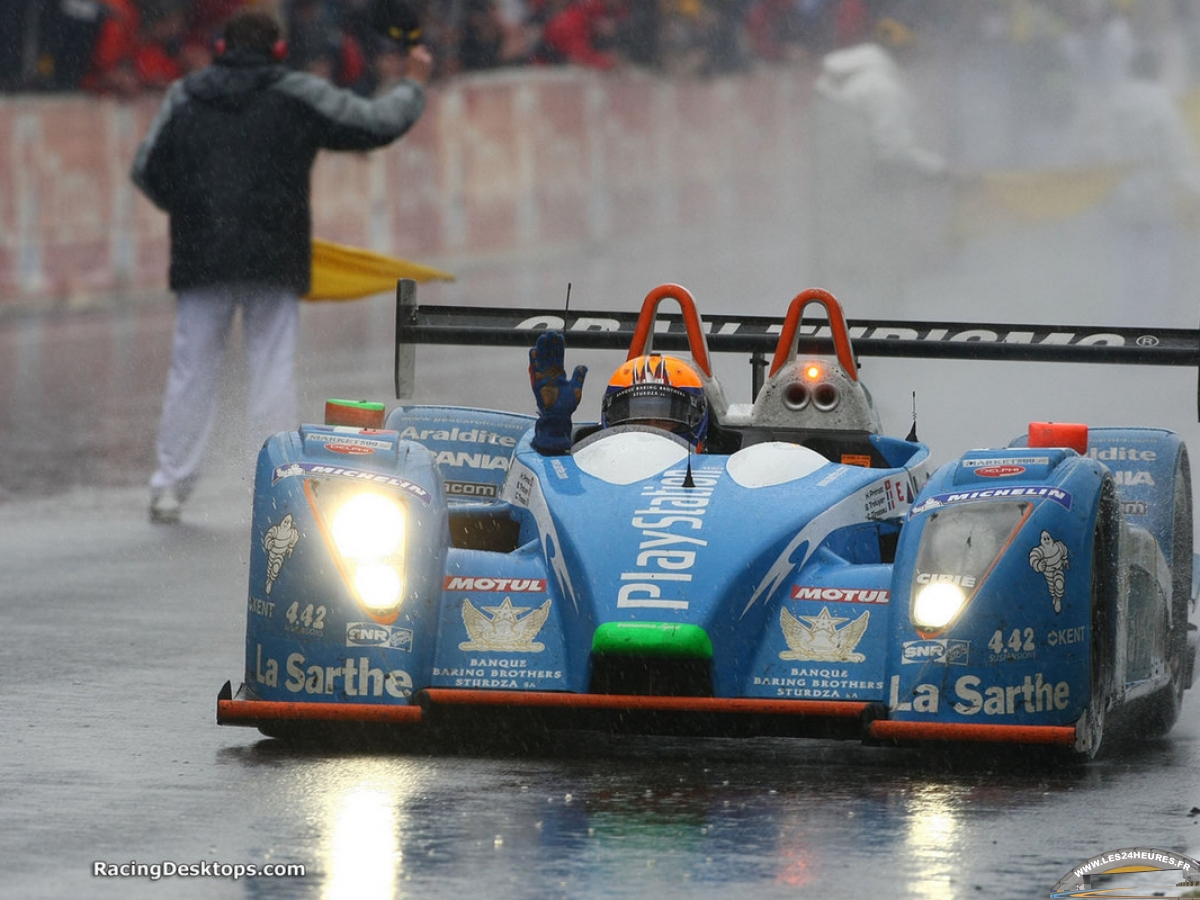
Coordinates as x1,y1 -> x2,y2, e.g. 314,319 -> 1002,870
1075,476 -> 1120,759
1142,444 -> 1192,737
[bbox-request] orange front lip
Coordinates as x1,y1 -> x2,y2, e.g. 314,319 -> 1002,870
421,689 -> 871,717
218,683 -> 870,727
218,682 -> 1079,748
218,695 -> 423,726
867,719 -> 1077,746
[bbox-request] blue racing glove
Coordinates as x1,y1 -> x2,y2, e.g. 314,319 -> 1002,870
529,331 -> 587,455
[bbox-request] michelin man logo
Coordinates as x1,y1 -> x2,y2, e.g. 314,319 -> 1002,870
263,513 -> 301,595
1028,530 -> 1068,613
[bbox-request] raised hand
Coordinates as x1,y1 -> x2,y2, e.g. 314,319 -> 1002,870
528,331 -> 587,455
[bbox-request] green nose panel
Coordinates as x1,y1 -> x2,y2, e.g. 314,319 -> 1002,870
591,622 -> 713,659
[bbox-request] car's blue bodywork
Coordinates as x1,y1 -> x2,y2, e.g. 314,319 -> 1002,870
220,285 -> 1197,757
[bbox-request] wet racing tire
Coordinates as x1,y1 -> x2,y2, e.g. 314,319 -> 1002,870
1142,446 -> 1192,737
1076,478 -> 1120,760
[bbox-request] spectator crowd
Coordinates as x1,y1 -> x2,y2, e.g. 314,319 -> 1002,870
0,0 -> 938,97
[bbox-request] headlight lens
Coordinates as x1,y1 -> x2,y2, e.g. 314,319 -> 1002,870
910,501 -> 1032,634
912,581 -> 968,630
332,493 -> 406,559
331,492 -> 407,614
351,563 -> 403,613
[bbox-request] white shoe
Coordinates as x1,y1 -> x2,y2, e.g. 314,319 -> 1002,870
149,489 -> 182,524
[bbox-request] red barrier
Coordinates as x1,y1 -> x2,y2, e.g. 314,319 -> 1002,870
0,66 -> 813,310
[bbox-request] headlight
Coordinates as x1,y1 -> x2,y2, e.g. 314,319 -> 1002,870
332,493 -> 406,559
912,581 -> 968,630
910,501 -> 1032,635
349,563 -> 403,613
331,492 -> 407,615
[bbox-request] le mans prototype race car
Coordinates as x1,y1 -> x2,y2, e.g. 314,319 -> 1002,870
218,282 -> 1199,759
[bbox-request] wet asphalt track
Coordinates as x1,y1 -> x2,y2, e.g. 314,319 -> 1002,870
5,216 -> 1200,899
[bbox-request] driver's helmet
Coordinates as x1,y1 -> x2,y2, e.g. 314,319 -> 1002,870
601,355 -> 709,446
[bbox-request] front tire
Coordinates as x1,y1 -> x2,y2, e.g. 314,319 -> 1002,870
1076,479 -> 1119,759
1142,446 -> 1192,737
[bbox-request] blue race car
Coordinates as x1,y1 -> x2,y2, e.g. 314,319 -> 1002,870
218,282 -> 1198,758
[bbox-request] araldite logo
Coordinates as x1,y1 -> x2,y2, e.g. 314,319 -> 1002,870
974,465 -> 1026,478
1050,848 -> 1200,898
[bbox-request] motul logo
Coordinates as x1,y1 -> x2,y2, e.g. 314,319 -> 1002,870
791,586 -> 890,604
444,577 -> 546,592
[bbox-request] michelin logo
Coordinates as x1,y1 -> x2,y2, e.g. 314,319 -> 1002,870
911,485 -> 1072,516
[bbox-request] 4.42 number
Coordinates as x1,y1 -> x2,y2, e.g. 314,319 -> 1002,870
286,602 -> 326,631
988,627 -> 1034,655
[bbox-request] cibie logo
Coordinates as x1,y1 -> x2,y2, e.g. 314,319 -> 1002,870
326,444 -> 374,455
1050,847 -> 1200,898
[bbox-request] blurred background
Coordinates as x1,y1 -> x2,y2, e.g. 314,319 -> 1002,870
5,0 -> 1200,506
5,11 -> 1200,896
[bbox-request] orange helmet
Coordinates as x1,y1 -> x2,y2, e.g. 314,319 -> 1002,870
601,355 -> 708,446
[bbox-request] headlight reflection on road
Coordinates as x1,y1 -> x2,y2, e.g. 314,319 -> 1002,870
902,786 -> 962,899
322,785 -> 399,900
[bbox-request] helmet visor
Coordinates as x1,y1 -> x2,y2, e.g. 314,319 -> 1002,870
603,384 -> 705,434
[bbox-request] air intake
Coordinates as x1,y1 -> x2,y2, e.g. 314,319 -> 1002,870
589,623 -> 714,696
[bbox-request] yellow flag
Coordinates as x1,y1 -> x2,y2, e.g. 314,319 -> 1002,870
306,238 -> 455,301
1181,88 -> 1200,153
950,164 -> 1127,242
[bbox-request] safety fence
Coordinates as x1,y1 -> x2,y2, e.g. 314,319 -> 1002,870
0,65 -> 813,311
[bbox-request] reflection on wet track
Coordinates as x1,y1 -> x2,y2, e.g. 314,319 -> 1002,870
195,726 -> 1197,900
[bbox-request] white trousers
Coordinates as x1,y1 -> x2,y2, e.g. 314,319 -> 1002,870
150,284 -> 299,496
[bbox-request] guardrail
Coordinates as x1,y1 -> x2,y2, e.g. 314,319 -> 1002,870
0,66 -> 813,309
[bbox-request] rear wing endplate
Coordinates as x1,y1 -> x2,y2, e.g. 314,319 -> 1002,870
394,280 -> 1200,416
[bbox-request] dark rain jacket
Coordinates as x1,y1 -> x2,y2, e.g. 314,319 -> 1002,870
131,49 -> 426,294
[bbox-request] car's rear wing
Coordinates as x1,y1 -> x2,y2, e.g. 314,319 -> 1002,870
393,280 -> 1200,416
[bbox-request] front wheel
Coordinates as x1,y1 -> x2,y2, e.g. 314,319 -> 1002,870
1075,479 -> 1119,760
1141,446 -> 1192,737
